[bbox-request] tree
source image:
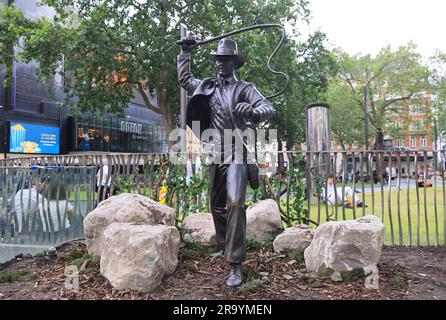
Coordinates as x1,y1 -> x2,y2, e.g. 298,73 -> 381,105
0,3 -> 40,90
270,31 -> 337,169
324,78 -> 364,150
333,43 -> 431,151
429,51 -> 446,137
18,0 -> 313,137
275,31 -> 338,148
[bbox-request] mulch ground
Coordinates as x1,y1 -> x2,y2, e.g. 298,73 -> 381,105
0,240 -> 445,300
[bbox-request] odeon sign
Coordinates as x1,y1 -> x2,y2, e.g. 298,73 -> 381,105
120,121 -> 143,135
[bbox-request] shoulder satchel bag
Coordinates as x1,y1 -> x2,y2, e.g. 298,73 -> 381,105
215,85 -> 260,189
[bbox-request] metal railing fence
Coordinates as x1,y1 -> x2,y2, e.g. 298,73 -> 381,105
1,149 -> 445,247
0,166 -> 96,262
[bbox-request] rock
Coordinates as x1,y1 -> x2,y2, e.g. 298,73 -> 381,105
182,213 -> 217,246
273,225 -> 314,254
100,223 -> 180,293
83,193 -> 175,256
304,215 -> 385,289
246,199 -> 283,242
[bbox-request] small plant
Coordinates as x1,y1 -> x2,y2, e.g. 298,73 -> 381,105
79,266 -> 97,275
63,248 -> 85,262
389,274 -> 408,290
64,248 -> 99,267
179,241 -> 214,260
246,230 -> 280,252
180,262 -> 199,273
240,278 -> 263,293
287,251 -> 305,263
246,237 -> 263,252
242,266 -> 259,281
92,273 -> 106,285
112,176 -> 134,194
340,268 -> 366,282
177,225 -> 192,243
0,270 -> 36,283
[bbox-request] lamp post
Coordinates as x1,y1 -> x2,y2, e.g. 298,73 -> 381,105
180,24 -> 188,131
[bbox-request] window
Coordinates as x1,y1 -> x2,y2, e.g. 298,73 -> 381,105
409,105 -> 423,115
410,137 -> 417,148
409,120 -> 424,132
421,136 -> 427,147
74,115 -> 166,153
397,139 -> 404,147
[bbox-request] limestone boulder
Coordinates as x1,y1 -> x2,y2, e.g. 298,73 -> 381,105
182,213 -> 217,246
246,199 -> 283,242
273,225 -> 314,254
304,215 -> 385,289
83,193 -> 175,256
100,223 -> 180,293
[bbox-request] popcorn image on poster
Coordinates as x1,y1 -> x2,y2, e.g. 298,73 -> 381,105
9,122 -> 60,154
10,124 -> 26,152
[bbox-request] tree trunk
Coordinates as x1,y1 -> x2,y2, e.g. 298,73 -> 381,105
156,69 -> 176,151
373,128 -> 386,183
373,128 -> 385,151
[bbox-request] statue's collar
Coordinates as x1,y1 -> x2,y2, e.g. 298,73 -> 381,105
216,74 -> 238,86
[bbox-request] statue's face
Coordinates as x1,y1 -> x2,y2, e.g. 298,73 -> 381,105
216,57 -> 236,78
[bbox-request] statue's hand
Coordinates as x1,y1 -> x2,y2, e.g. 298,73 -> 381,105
233,102 -> 254,119
180,37 -> 197,53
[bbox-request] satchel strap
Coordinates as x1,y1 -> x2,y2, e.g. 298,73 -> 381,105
214,85 -> 256,164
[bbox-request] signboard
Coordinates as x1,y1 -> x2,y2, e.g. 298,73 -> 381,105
120,120 -> 143,135
9,122 -> 60,154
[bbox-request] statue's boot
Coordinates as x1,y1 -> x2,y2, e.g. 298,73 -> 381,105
226,263 -> 243,287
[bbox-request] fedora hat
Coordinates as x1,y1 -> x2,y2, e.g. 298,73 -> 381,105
209,38 -> 245,69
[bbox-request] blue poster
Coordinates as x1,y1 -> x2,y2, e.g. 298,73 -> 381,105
9,122 -> 60,154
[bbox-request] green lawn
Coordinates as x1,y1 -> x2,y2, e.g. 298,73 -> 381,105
307,187 -> 445,246
67,184 -> 445,246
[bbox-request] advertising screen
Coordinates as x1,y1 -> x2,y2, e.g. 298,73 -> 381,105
9,122 -> 60,154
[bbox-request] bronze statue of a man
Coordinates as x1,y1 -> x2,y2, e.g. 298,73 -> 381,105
177,38 -> 274,287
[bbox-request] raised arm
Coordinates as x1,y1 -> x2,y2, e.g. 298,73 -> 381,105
177,47 -> 202,93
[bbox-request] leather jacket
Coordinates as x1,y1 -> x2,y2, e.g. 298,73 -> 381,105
177,52 -> 274,136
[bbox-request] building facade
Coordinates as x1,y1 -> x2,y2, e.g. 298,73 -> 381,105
0,0 -> 166,158
390,95 -> 433,150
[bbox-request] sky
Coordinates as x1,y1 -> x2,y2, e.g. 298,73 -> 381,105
302,0 -> 446,58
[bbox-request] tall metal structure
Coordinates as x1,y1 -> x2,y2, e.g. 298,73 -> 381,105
306,102 -> 332,201
180,24 -> 188,131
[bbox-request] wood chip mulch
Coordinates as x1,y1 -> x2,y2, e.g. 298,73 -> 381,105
0,241 -> 444,300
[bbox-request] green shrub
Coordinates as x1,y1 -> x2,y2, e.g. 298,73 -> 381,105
179,241 -> 214,260
64,248 -> 99,267
389,275 -> 408,290
63,248 -> 85,262
340,268 -> 366,282
246,230 -> 281,251
0,270 -> 36,283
